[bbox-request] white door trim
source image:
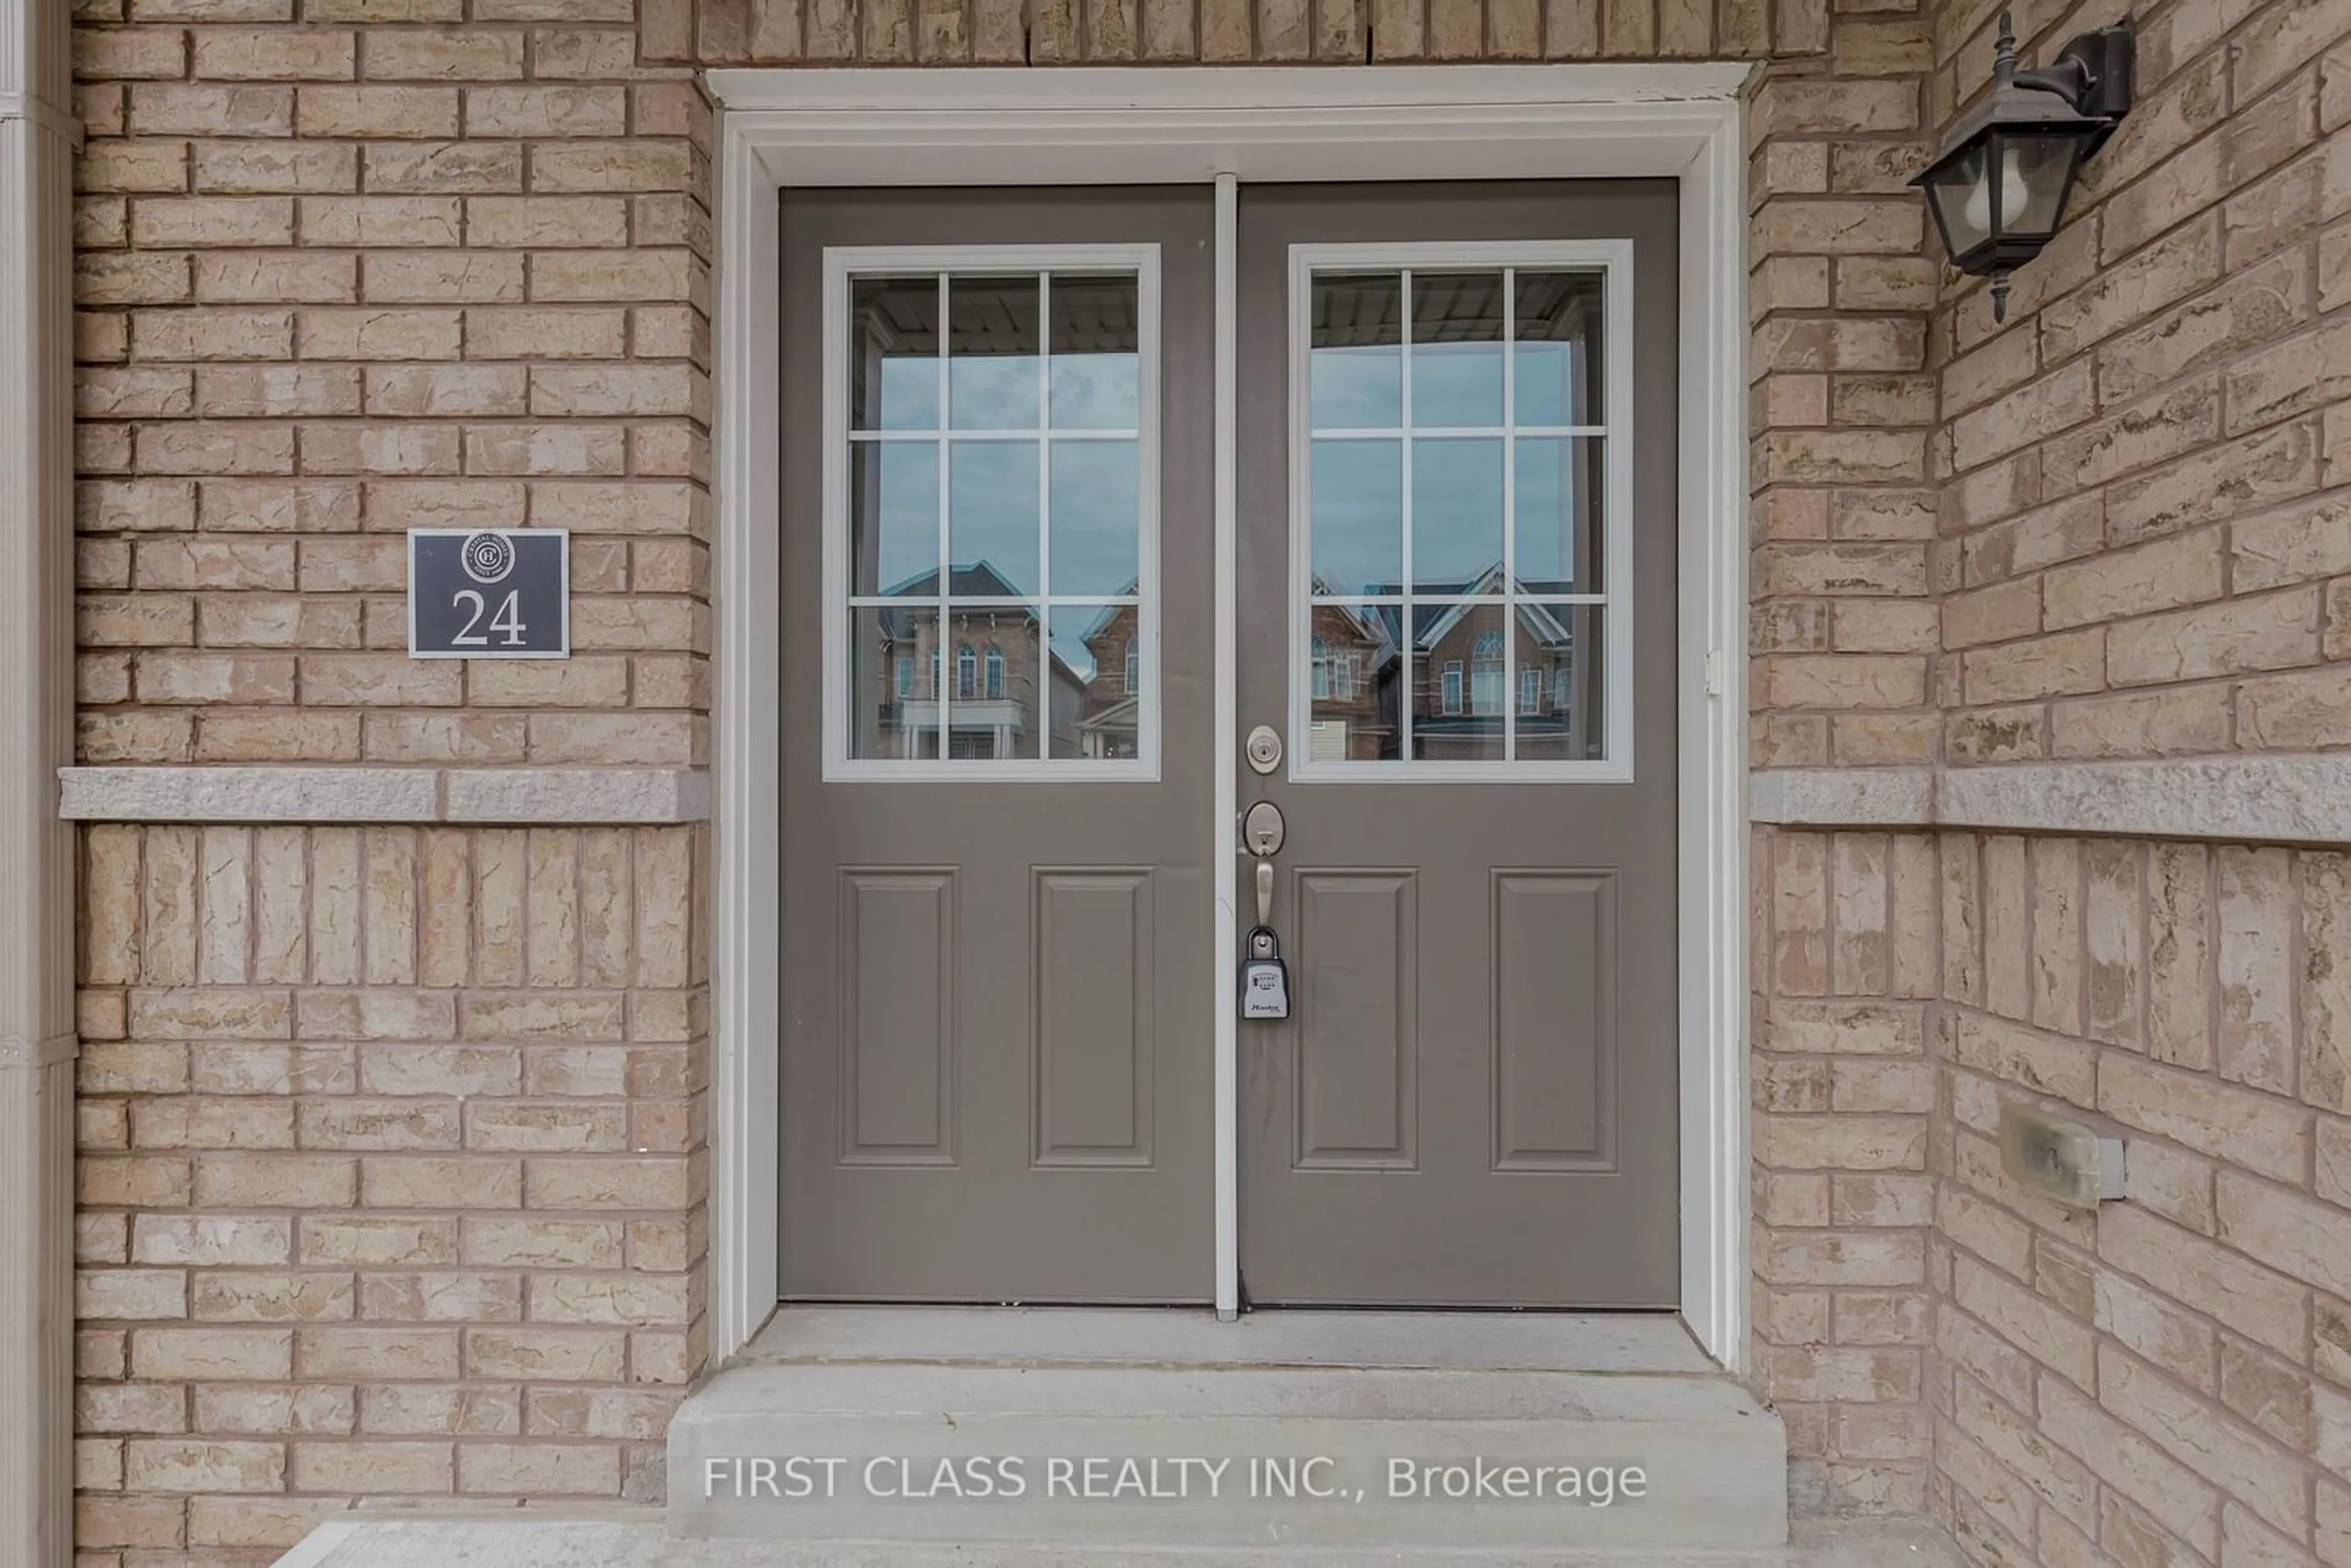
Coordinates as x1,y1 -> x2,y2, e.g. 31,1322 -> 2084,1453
709,64 -> 1753,1370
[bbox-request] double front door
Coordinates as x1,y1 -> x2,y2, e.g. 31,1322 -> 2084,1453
778,181 -> 1679,1308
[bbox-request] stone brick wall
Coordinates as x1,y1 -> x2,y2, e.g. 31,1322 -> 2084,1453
1932,0 -> 2351,768
72,822 -> 708,1558
1931,833 -> 2351,1566
69,0 -> 711,771
1919,2 -> 2351,1566
1753,828 -> 1943,1514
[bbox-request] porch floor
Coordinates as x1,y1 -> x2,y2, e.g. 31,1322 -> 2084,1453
277,1514 -> 1963,1567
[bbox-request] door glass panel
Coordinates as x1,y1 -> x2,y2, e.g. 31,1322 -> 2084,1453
1050,602 -> 1142,760
849,440 -> 940,598
1307,604 -> 1401,762
1514,271 -> 1606,427
836,258 -> 1155,773
948,441 -> 1039,596
1512,437 -> 1603,596
944,602 -> 1042,760
1410,272 -> 1504,429
851,604 -> 942,760
1049,275 -> 1141,430
948,275 -> 1041,429
1411,437 -> 1503,592
849,277 -> 941,432
1406,602 -> 1508,762
1309,273 -> 1403,430
1050,440 -> 1140,597
1309,438 -> 1401,598
1512,604 -> 1603,761
1297,257 -> 1618,770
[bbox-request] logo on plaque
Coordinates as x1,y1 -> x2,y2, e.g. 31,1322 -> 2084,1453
407,528 -> 569,659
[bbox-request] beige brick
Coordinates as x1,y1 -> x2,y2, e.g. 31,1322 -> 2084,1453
359,1383 -> 522,1436
466,195 -> 630,249
302,196 -> 462,248
462,1216 -> 624,1270
457,1441 -> 620,1495
297,85 -> 461,139
2218,1168 -> 2351,1297
192,140 -> 359,194
190,1272 -> 356,1322
130,196 -> 295,249
192,1384 -> 356,1435
2108,587 -> 2320,686
2049,685 -> 2232,760
187,1495 -> 357,1550
299,1326 -> 461,1380
525,1386 -> 679,1441
2100,1204 -> 2308,1359
2103,1343 -> 2306,1537
297,1215 -> 459,1268
358,1272 -> 523,1322
77,1269 -> 189,1321
361,1157 -> 524,1209
2043,530 -> 2225,632
131,1327 -> 293,1381
132,83 -> 294,138
77,1380 -> 189,1435
464,1326 -> 625,1381
195,252 -> 359,305
125,1438 -> 286,1493
193,1154 -> 358,1208
193,28 -> 357,78
2037,1377 -> 2221,1559
2214,847 -> 2297,1095
290,1439 -> 452,1493
1947,1011 -> 2096,1107
1960,629 -> 2104,704
2100,1052 -> 2309,1183
366,140 -> 524,193
363,27 -> 526,78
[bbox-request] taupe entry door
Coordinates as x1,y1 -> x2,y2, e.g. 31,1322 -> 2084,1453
1235,183 -> 1682,1307
779,189 -> 1215,1302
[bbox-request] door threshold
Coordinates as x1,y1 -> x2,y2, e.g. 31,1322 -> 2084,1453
737,1304 -> 1716,1375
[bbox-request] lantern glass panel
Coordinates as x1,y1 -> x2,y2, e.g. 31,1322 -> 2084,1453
1923,141 -> 1992,260
2003,132 -> 2082,240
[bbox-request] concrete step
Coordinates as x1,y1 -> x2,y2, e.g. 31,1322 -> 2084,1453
662,1308 -> 1789,1555
283,1516 -> 1962,1568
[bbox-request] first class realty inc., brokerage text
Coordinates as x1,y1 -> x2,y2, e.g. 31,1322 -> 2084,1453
703,1455 -> 1654,1507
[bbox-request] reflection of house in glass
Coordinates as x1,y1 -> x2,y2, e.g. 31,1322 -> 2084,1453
1308,565 -> 1599,762
862,563 -> 1142,761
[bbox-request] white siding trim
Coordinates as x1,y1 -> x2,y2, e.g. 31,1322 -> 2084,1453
0,0 -> 81,1556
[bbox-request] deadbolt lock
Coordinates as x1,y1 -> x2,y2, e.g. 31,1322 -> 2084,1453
1245,725 -> 1282,774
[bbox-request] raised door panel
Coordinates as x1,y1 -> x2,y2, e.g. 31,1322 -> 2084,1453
1491,870 -> 1616,1171
1294,870 -> 1418,1169
838,869 -> 956,1166
1033,869 -> 1155,1167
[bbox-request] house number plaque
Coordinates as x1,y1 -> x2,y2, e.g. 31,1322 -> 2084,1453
407,529 -> 570,660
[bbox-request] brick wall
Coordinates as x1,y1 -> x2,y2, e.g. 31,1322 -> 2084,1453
1932,833 -> 2351,1566
1753,828 -> 1943,1514
1921,2 -> 2351,1566
69,0 -> 711,771
1932,0 -> 2351,768
71,823 -> 709,1557
58,0 -> 1950,1553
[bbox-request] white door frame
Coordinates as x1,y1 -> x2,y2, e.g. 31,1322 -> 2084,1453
708,64 -> 1753,1368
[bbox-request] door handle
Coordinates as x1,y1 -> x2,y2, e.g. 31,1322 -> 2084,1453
1256,859 -> 1273,928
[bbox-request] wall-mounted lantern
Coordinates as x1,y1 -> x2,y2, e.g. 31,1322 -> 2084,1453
1912,11 -> 2135,321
